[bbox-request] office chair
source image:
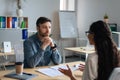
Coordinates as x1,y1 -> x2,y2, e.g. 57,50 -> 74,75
109,67 -> 120,80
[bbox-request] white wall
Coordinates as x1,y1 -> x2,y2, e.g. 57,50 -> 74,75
0,0 -> 61,47
2,0 -> 120,59
77,0 -> 120,38
0,0 -> 60,38
0,0 -> 76,60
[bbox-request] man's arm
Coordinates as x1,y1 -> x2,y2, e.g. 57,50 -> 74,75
51,44 -> 62,64
24,39 -> 45,68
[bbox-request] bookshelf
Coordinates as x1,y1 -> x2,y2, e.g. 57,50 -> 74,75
0,16 -> 28,40
0,16 -> 28,68
0,16 -> 28,29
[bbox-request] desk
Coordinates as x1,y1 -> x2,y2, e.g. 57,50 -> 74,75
0,50 -> 14,56
64,47 -> 120,63
0,50 -> 14,70
64,47 -> 95,53
0,61 -> 84,80
63,47 -> 95,63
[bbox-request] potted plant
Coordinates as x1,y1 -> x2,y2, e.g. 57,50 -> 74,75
104,13 -> 109,23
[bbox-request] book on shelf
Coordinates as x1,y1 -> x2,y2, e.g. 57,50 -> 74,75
0,16 -> 28,29
7,17 -> 12,28
24,17 -> 28,28
12,17 -> 17,28
19,17 -> 28,29
0,16 -> 6,28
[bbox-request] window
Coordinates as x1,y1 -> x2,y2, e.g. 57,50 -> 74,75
60,0 -> 75,11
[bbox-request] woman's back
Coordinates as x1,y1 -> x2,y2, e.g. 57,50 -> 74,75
88,21 -> 120,80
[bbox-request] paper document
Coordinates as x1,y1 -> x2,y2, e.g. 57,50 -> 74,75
37,68 -> 63,77
36,65 -> 79,77
3,41 -> 12,53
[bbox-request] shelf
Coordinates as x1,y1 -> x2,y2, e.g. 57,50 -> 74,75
0,28 -> 28,30
0,16 -> 28,29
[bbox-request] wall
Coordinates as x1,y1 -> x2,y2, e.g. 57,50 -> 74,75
77,0 -> 120,39
0,0 -> 61,46
2,0 -> 120,61
0,0 -> 60,35
0,0 -> 76,63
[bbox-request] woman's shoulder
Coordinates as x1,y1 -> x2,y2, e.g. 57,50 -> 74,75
88,53 -> 97,57
87,53 -> 98,61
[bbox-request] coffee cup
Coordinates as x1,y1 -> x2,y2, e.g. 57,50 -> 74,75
15,62 -> 23,75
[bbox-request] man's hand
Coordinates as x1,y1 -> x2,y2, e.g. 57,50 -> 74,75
41,37 -> 54,50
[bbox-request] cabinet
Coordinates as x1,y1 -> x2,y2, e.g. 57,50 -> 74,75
108,23 -> 120,47
112,32 -> 120,47
108,23 -> 117,32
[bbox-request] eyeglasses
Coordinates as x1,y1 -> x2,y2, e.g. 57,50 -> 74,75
85,31 -> 93,36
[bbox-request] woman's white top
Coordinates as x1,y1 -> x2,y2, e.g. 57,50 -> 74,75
82,53 -> 98,80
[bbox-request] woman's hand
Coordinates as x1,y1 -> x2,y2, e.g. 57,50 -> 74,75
78,64 -> 85,71
58,64 -> 76,80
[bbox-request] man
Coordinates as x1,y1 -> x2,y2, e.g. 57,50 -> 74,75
24,17 -> 61,68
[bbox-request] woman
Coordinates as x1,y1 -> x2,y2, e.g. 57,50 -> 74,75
58,20 -> 120,80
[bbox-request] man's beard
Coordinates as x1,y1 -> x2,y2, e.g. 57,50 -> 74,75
39,33 -> 49,37
41,34 -> 48,37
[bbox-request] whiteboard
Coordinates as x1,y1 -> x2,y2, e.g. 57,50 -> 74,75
59,11 -> 78,38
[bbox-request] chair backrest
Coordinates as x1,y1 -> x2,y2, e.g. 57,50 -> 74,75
109,68 -> 120,80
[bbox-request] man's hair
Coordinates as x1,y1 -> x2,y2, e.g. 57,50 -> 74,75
36,17 -> 51,27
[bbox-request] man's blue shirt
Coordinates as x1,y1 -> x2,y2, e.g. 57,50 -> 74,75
24,33 -> 61,68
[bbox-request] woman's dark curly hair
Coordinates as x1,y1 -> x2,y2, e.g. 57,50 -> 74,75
89,20 -> 120,80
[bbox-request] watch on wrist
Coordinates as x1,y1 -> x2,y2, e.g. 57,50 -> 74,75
51,44 -> 57,50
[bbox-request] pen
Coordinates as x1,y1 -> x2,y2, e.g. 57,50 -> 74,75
23,72 -> 32,75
